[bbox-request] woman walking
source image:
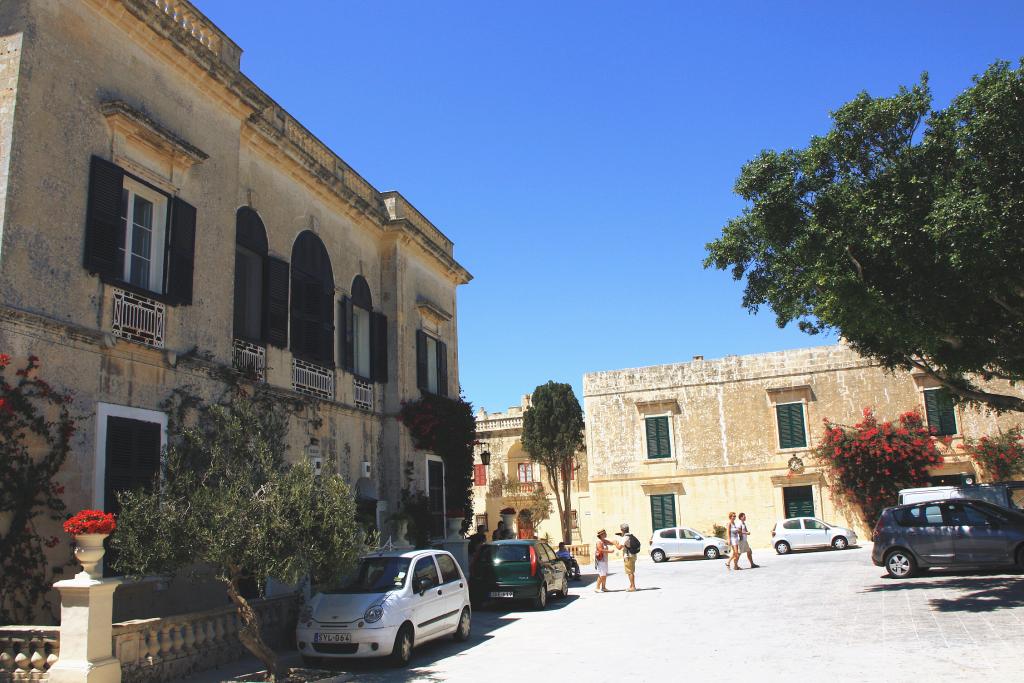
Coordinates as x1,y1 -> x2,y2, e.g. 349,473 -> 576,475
726,512 -> 743,570
594,529 -> 612,592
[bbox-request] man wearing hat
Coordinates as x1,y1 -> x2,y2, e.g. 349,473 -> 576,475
613,522 -> 638,592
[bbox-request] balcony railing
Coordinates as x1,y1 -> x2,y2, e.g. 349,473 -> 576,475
353,378 -> 373,411
292,358 -> 334,400
489,480 -> 543,498
231,339 -> 265,382
112,288 -> 165,348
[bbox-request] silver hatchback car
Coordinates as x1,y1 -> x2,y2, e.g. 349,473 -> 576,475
872,499 -> 1024,578
770,517 -> 858,555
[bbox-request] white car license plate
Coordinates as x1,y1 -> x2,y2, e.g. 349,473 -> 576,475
489,591 -> 514,598
314,632 -> 351,644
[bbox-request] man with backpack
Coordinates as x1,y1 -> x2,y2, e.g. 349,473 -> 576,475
614,522 -> 641,591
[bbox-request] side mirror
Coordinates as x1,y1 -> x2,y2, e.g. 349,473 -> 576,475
415,578 -> 431,594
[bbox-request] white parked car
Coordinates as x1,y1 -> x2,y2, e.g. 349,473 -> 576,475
770,517 -> 858,555
649,526 -> 731,562
296,549 -> 471,667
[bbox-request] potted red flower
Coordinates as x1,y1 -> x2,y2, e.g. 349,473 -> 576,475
63,509 -> 116,579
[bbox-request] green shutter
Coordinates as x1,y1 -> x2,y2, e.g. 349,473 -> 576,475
924,389 -> 957,436
645,416 -> 672,459
650,494 -> 677,530
776,403 -> 807,449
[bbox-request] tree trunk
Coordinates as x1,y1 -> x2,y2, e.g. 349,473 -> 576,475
561,473 -> 573,545
224,576 -> 279,682
545,464 -> 569,544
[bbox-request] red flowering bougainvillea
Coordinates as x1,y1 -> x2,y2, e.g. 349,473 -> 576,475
63,509 -> 117,536
0,354 -> 77,624
960,427 -> 1024,482
814,408 -> 947,527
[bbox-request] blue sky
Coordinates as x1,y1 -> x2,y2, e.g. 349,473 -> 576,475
199,1 -> 1024,414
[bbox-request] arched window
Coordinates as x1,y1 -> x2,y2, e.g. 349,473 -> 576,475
233,207 -> 268,342
290,231 -> 334,365
340,275 -> 388,382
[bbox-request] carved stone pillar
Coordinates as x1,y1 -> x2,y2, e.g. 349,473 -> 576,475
47,576 -> 122,683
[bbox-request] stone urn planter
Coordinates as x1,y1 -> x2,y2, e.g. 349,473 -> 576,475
446,516 -> 464,537
393,518 -> 411,547
73,533 -> 109,579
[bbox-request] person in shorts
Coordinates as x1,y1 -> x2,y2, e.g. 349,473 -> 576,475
613,522 -> 638,591
594,529 -> 612,592
738,512 -> 759,568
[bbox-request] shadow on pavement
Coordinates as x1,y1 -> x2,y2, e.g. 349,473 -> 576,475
861,572 -> 1024,613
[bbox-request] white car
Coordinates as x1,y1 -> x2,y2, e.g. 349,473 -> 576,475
771,517 -> 858,555
649,526 -> 731,562
296,549 -> 471,667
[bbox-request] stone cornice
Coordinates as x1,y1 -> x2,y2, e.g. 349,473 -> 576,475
101,100 -> 208,164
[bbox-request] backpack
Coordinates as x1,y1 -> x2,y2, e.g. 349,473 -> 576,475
624,533 -> 641,554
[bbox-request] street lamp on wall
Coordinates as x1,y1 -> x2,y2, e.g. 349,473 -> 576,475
480,450 -> 491,467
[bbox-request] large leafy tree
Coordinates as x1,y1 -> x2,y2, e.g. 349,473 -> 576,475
521,381 -> 584,544
113,388 -> 364,681
705,60 -> 1024,413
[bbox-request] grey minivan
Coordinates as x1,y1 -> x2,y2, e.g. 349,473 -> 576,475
872,499 -> 1024,578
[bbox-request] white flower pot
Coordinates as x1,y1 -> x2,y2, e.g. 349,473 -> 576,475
447,517 -> 464,537
74,533 -> 109,579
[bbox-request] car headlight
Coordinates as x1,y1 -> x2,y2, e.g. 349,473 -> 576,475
364,605 -> 384,623
299,606 -> 313,625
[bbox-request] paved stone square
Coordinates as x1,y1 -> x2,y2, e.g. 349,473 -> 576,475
192,544 -> 1023,682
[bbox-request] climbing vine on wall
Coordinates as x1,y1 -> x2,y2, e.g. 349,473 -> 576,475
0,355 -> 76,624
398,393 -> 476,532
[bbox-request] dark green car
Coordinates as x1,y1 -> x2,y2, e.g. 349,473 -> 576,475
469,540 -> 569,610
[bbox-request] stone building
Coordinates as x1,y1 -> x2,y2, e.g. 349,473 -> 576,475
581,344 -> 1024,550
472,397 -> 588,546
0,0 -> 469,621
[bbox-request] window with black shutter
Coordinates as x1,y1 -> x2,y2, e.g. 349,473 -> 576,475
415,329 -> 448,396
233,208 -> 268,342
83,156 -> 196,303
650,494 -> 677,531
924,388 -> 958,436
776,402 -> 808,449
290,231 -> 334,366
645,415 -> 672,459
340,276 -> 389,384
264,257 -> 290,348
103,415 -> 162,576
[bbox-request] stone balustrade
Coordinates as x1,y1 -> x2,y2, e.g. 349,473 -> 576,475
478,417 -> 524,433
0,627 -> 59,682
0,595 -> 296,683
148,0 -> 242,69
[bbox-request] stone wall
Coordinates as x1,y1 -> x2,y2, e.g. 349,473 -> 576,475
582,344 -> 1024,549
0,31 -> 21,263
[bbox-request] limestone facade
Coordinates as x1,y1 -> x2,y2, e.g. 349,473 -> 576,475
472,396 -> 588,546
0,0 -> 469,621
582,344 -> 1024,550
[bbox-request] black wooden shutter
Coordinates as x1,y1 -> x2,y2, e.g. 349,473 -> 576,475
320,282 -> 335,366
645,416 -> 671,458
776,403 -> 807,449
371,311 -> 388,383
339,296 -> 354,372
436,340 -> 448,397
166,197 -> 197,304
103,416 -> 161,576
416,330 -> 428,391
83,156 -> 125,279
264,257 -> 290,348
924,389 -> 957,436
650,494 -> 676,531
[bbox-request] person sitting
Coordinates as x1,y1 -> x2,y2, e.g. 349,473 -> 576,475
555,541 -> 581,579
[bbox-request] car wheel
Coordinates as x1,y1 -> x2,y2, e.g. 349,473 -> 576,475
775,541 -> 790,555
704,546 -> 720,560
391,623 -> 414,667
532,583 -> 548,610
453,607 -> 471,642
831,536 -> 848,550
300,655 -> 321,668
885,549 -> 916,579
651,549 -> 667,563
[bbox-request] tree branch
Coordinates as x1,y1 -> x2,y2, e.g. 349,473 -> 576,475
845,246 -> 864,281
903,356 -> 1024,413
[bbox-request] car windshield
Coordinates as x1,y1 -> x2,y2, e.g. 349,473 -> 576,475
326,557 -> 411,594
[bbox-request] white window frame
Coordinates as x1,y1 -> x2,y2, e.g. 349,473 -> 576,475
773,400 -> 809,452
425,335 -> 439,393
642,412 -> 675,461
121,177 -> 168,294
352,304 -> 371,379
92,403 -> 168,509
